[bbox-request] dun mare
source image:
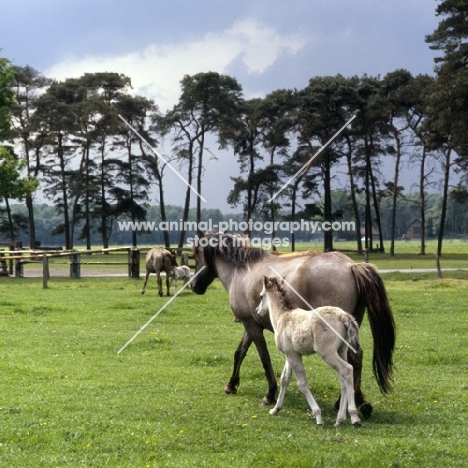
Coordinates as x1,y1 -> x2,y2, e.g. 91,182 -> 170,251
169,265 -> 191,290
191,232 -> 396,419
257,276 -> 361,427
141,248 -> 176,296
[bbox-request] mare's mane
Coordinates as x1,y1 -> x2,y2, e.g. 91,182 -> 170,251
202,232 -> 267,269
270,250 -> 321,258
201,232 -> 323,270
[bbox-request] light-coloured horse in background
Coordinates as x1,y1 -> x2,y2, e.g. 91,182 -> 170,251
257,276 -> 361,427
141,248 -> 177,296
169,265 -> 191,290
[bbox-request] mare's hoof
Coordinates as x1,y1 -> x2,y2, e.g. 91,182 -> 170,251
353,421 -> 362,428
262,395 -> 276,406
358,402 -> 373,420
224,386 -> 237,395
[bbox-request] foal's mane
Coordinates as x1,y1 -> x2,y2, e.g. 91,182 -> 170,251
266,277 -> 295,311
202,232 -> 267,269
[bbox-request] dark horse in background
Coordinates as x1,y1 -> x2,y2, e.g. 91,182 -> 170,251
191,232 -> 396,419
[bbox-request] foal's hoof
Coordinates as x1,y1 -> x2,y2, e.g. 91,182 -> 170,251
358,402 -> 373,420
353,421 -> 362,428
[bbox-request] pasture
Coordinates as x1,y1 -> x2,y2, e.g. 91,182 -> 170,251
0,264 -> 467,466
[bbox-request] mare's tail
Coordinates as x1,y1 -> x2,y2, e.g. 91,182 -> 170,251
351,263 -> 396,394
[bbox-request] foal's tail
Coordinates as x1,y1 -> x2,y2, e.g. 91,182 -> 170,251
343,314 -> 360,354
351,263 -> 396,394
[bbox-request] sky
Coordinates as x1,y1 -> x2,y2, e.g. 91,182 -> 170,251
1,0 -> 443,213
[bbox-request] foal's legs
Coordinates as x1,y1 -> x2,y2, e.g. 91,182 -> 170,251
269,359 -> 292,416
282,353 -> 323,425
333,343 -> 372,419
322,347 -> 361,427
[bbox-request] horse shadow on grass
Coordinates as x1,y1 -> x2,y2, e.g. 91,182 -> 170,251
235,382 -> 421,427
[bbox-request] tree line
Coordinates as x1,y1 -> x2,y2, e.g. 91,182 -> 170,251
6,188 -> 468,248
0,0 -> 467,255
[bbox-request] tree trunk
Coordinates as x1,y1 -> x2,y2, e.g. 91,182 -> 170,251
389,127 -> 402,256
100,143 -> 109,250
196,132 -> 205,236
437,146 -> 452,257
127,142 -> 137,247
364,134 -> 372,252
369,160 -> 384,253
158,171 -> 170,248
26,194 -> 36,248
85,144 -> 91,250
178,141 -> 194,249
345,137 -> 362,254
58,134 -> 72,250
4,197 -> 15,242
322,150 -> 333,252
419,145 -> 427,255
290,180 -> 299,252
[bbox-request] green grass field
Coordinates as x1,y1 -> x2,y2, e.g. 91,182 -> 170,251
1,255 -> 468,466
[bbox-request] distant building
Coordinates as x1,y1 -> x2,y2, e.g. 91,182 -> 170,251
405,218 -> 423,240
360,227 -> 378,241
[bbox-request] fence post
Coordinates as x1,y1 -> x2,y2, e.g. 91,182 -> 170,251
128,248 -> 140,278
42,253 -> 49,289
70,253 -> 81,278
15,252 -> 23,278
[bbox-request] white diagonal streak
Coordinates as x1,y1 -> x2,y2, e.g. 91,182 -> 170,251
268,266 -> 357,354
117,266 -> 206,354
267,114 -> 356,204
118,114 -> 207,202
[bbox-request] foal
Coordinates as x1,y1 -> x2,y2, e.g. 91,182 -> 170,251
256,276 -> 361,427
169,265 -> 191,290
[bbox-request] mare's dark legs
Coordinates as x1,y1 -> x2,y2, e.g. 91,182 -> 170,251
141,272 -> 150,295
333,344 -> 373,419
225,329 -> 252,395
165,272 -> 170,296
225,323 -> 277,405
157,273 -> 163,297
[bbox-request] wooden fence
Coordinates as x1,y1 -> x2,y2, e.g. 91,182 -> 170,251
0,246 -> 195,288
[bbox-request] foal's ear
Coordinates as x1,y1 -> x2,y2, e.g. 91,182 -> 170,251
262,275 -> 269,286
